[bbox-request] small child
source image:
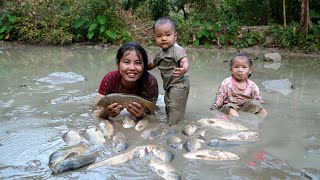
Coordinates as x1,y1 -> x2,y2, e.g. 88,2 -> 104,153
212,52 -> 267,118
148,17 -> 190,125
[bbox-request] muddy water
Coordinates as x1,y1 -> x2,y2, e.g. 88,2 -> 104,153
0,44 -> 319,179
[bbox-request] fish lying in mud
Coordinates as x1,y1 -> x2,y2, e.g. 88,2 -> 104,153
167,136 -> 183,150
184,137 -> 205,152
198,118 -> 249,131
141,126 -> 162,140
96,93 -> 159,112
219,131 -> 259,141
49,143 -> 89,168
83,125 -> 106,145
206,139 -> 253,148
98,120 -> 113,139
135,118 -> 149,131
112,132 -> 128,152
184,149 -> 240,161
122,116 -> 136,128
52,152 -> 99,174
149,158 -> 181,180
87,144 -> 159,170
152,146 -> 174,162
182,124 -> 197,136
62,130 -> 82,146
162,128 -> 179,137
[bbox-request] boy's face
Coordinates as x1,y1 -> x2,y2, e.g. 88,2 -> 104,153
230,57 -> 252,82
154,22 -> 177,50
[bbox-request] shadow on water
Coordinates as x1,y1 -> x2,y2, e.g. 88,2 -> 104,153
0,44 -> 319,179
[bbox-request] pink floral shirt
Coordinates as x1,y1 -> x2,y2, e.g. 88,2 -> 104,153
213,77 -> 264,109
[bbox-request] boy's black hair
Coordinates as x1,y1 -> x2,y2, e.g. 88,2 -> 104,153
116,42 -> 149,95
230,52 -> 253,78
153,17 -> 177,33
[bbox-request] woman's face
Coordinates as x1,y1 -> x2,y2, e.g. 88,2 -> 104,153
118,50 -> 144,84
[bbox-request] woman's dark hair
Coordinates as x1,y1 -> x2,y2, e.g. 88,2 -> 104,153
230,52 -> 253,78
153,17 -> 177,33
116,42 -> 149,95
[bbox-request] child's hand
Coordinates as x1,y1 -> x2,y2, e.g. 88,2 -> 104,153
173,66 -> 186,77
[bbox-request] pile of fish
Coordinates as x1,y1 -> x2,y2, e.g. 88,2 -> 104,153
48,93 -> 261,179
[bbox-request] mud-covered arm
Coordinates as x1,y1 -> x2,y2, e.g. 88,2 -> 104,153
173,57 -> 189,77
252,83 -> 264,103
211,84 -> 227,110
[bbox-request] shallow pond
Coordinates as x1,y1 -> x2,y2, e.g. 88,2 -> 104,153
0,44 -> 319,179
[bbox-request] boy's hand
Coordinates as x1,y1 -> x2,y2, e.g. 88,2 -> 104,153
173,66 -> 186,77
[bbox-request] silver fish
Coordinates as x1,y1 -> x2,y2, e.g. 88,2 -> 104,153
123,116 -> 136,128
97,93 -> 159,112
182,124 -> 197,136
141,127 -> 161,140
152,146 -> 174,162
87,144 -> 158,170
97,120 -> 114,139
83,125 -> 106,145
184,137 -> 204,152
198,118 -> 249,130
184,149 -> 240,161
149,158 -> 181,180
162,128 -> 179,137
135,118 -> 149,131
51,152 -> 99,174
219,131 -> 259,141
62,129 -> 82,146
206,139 -> 253,148
112,132 -> 128,152
167,136 -> 183,150
49,143 -> 89,168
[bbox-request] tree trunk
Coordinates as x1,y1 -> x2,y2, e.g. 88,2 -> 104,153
300,0 -> 312,33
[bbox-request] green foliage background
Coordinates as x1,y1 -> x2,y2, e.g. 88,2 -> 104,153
0,0 -> 319,51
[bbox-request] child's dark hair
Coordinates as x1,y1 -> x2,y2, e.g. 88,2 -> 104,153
230,52 -> 253,77
153,17 -> 177,33
116,42 -> 149,95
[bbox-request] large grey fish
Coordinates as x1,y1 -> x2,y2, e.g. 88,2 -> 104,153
184,149 -> 240,161
49,143 -> 89,168
152,146 -> 174,162
122,116 -> 136,128
51,152 -> 99,174
98,120 -> 114,139
135,118 -> 149,131
141,126 -> 162,140
182,124 -> 197,136
149,158 -> 181,180
112,132 -> 128,152
62,129 -> 82,146
184,137 -> 205,152
198,118 -> 249,131
206,139 -> 253,148
87,144 -> 158,170
219,131 -> 259,141
83,125 -> 106,145
97,93 -> 159,112
167,136 -> 183,150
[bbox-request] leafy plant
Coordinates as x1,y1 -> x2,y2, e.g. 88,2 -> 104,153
0,14 -> 16,40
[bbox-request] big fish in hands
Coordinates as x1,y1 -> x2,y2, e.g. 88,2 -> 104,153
184,149 -> 240,161
198,118 -> 249,131
96,93 -> 159,112
49,143 -> 89,168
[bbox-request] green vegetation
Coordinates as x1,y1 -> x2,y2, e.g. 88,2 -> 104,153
0,0 -> 319,52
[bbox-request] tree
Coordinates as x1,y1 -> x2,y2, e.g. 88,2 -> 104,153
300,0 -> 312,33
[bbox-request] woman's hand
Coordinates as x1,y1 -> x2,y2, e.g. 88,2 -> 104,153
127,102 -> 145,118
94,103 -> 123,119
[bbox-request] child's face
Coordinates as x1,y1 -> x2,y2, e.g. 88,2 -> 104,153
230,57 -> 252,82
154,22 -> 177,50
118,50 -> 144,84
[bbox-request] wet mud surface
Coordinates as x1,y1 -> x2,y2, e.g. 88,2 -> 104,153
0,44 -> 319,179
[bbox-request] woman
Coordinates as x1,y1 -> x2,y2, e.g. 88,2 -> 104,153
94,42 -> 159,119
